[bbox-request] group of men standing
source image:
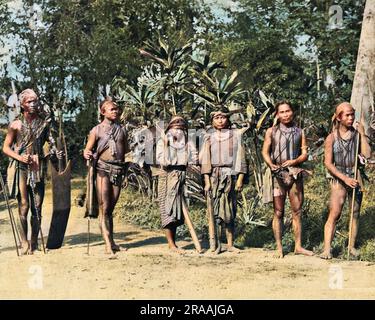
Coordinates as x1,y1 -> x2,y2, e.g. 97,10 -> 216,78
262,101 -> 370,259
1,88 -> 371,259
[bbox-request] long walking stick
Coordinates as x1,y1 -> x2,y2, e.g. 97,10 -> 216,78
0,173 -> 22,246
181,199 -> 202,253
29,172 -> 46,254
0,174 -> 21,256
206,191 -> 217,252
347,97 -> 364,259
87,217 -> 91,255
86,159 -> 94,255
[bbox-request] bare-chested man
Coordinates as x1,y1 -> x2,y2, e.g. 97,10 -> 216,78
320,102 -> 371,260
262,101 -> 313,258
2,89 -> 60,254
83,98 -> 129,256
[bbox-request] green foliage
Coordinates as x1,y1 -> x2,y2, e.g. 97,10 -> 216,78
0,0 -> 214,170
211,0 -> 364,125
114,36 -> 248,127
0,128 -> 9,173
116,189 -> 161,230
116,83 -> 157,121
115,36 -> 195,120
188,70 -> 245,109
360,240 -> 375,262
1,0 -> 365,171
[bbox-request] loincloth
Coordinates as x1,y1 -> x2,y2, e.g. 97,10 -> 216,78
96,159 -> 126,186
272,167 -> 310,197
326,166 -> 364,193
7,157 -> 45,198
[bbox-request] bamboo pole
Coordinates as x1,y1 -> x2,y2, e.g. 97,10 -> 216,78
347,97 -> 363,259
206,191 -> 217,252
182,199 -> 202,253
0,175 -> 21,256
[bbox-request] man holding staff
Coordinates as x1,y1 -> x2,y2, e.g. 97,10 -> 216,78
156,116 -> 201,253
321,102 -> 371,259
83,98 -> 129,256
2,88 -> 61,254
200,107 -> 247,254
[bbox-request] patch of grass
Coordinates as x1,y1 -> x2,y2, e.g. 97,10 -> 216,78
0,129 -> 9,175
115,187 -> 161,230
360,240 -> 375,261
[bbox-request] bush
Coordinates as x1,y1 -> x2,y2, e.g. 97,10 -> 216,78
115,187 -> 161,230
360,240 -> 375,262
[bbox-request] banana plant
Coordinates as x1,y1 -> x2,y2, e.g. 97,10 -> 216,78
139,37 -> 193,116
239,90 -> 275,219
139,37 -> 193,73
190,53 -> 225,77
113,64 -> 164,123
186,69 -> 245,114
187,54 -> 227,121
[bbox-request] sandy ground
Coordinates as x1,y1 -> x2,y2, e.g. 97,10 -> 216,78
1,181 -> 375,300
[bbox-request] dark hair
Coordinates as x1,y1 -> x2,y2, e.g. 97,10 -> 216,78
275,101 -> 294,113
99,97 -> 122,115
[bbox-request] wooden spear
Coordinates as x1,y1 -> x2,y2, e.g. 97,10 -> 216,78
347,96 -> 364,259
0,174 -> 21,256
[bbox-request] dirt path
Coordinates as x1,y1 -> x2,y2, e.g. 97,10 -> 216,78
1,181 -> 375,299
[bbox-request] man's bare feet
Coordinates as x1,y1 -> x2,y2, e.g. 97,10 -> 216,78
109,254 -> 118,260
205,249 -> 216,255
30,241 -> 38,255
112,244 -> 127,252
105,246 -> 116,256
169,246 -> 185,254
349,248 -> 360,260
21,241 -> 30,255
274,248 -> 284,258
294,247 -> 314,256
210,240 -> 222,255
319,251 -> 333,260
227,246 -> 242,254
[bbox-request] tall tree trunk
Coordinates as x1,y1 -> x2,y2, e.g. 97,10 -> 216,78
350,0 -> 375,141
